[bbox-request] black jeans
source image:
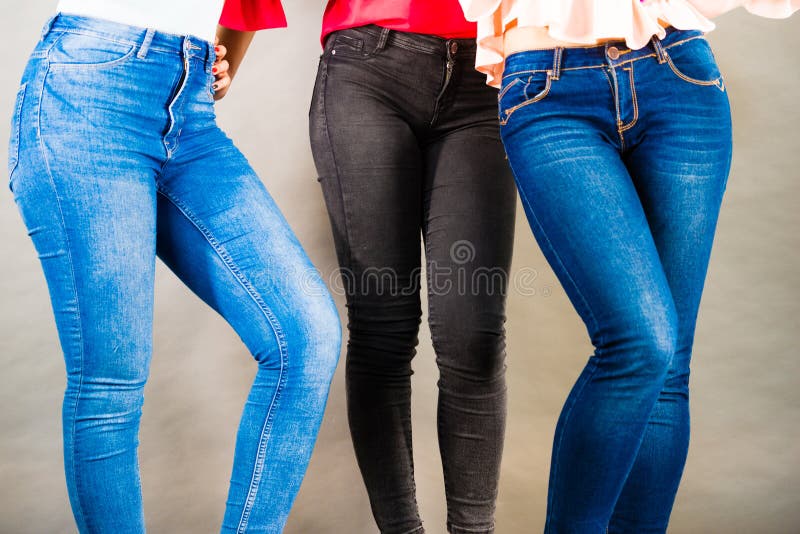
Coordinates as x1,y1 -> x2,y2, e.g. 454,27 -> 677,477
309,25 -> 516,534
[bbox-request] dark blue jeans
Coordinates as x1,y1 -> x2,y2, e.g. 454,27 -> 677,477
498,28 -> 732,533
8,15 -> 341,533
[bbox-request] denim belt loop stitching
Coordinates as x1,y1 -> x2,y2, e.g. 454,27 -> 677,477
41,14 -> 58,40
137,28 -> 156,59
375,26 -> 390,54
552,47 -> 564,80
651,36 -> 667,64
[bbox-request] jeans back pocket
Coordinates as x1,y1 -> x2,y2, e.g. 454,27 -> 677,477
8,82 -> 27,181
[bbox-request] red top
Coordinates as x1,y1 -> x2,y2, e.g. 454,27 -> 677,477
322,0 -> 477,42
219,0 -> 288,31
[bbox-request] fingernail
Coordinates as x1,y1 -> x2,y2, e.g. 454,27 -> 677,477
212,67 -> 218,73
215,46 -> 219,52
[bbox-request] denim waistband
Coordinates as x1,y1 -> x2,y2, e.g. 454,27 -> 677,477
330,24 -> 477,58
503,27 -> 705,79
43,13 -> 215,62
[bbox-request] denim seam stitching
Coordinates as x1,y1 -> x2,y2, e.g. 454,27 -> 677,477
8,83 -> 27,179
497,77 -> 521,101
512,177 -> 602,339
36,61 -> 91,532
664,55 -> 725,90
618,64 -> 639,133
510,173 -> 606,528
352,24 -> 474,57
51,28 -> 140,48
153,187 -> 289,534
499,73 -> 552,126
162,51 -> 192,158
501,35 -> 704,80
662,35 -> 706,52
48,28 -> 186,54
48,44 -> 137,70
387,37 -> 441,55
427,236 -> 446,527
605,67 -> 627,150
449,524 -> 496,533
511,162 -> 605,532
320,56 -> 359,318
545,359 -> 601,531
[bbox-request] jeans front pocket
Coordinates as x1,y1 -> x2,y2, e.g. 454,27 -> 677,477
664,37 -> 725,91
326,30 -> 384,60
498,70 -> 552,126
8,82 -> 27,182
47,31 -> 137,70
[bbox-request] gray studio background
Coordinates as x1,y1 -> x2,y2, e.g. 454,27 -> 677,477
1,2 -> 798,533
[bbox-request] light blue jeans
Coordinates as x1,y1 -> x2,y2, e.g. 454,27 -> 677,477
498,28 -> 732,533
8,14 -> 341,533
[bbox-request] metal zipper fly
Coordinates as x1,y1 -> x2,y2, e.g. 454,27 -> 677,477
163,41 -> 197,157
431,40 -> 458,125
444,48 -> 455,87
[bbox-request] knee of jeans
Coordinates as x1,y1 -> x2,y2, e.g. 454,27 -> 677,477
346,301 -> 423,371
434,335 -> 507,388
661,344 -> 692,396
66,375 -> 147,433
597,306 -> 678,381
285,290 -> 342,384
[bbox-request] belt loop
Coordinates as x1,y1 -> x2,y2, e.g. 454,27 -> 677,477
137,28 -> 156,59
551,47 -> 563,80
376,26 -> 390,52
207,40 -> 215,67
652,36 -> 667,64
41,14 -> 57,40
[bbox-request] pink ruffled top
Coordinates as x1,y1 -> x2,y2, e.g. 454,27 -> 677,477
460,0 -> 799,86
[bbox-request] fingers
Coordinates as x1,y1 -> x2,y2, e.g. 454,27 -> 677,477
214,44 -> 227,62
212,69 -> 231,100
212,59 -> 229,77
213,73 -> 231,93
212,41 -> 230,101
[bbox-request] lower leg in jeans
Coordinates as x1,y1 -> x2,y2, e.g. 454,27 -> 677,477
346,288 -> 425,534
607,354 -> 691,534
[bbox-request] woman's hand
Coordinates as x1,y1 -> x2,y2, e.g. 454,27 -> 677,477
212,37 -> 231,100
212,28 -> 256,101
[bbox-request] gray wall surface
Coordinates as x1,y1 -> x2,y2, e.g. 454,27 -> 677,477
1,2 -> 798,533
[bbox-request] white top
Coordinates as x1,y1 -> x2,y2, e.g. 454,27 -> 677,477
56,0 -> 225,42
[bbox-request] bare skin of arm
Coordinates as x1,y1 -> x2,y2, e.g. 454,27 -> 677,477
212,26 -> 256,100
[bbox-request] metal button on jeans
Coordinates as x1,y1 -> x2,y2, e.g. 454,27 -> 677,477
449,41 -> 459,54
607,46 -> 620,60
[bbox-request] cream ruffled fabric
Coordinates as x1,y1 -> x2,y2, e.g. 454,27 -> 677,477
461,0 -> 800,86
